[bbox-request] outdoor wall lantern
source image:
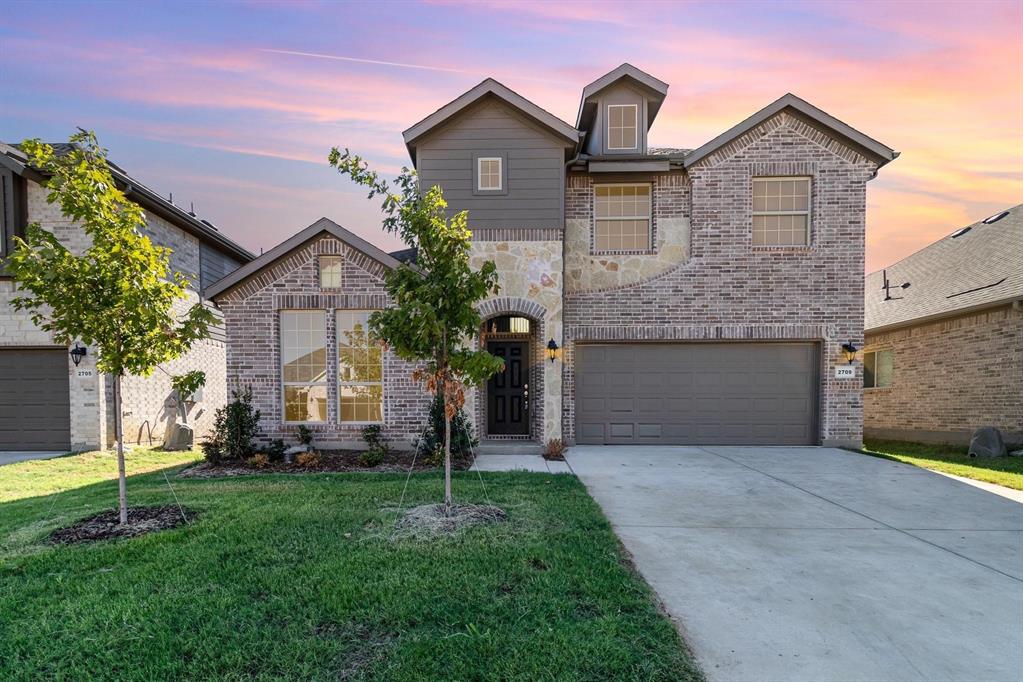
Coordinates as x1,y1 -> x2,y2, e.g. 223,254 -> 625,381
546,338 -> 560,363
840,341 -> 858,365
69,343 -> 88,367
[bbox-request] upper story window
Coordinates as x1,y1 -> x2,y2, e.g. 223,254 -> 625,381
863,349 -> 893,388
594,184 -> 651,252
337,310 -> 383,423
281,310 -> 328,423
607,104 -> 638,150
753,177 -> 811,246
477,157 -> 502,191
319,255 -> 343,289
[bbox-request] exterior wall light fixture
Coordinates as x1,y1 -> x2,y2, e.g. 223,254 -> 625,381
840,342 -> 858,365
69,343 -> 88,367
546,338 -> 560,363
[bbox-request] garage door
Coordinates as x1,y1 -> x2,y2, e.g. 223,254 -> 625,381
575,343 -> 818,445
0,349 -> 71,451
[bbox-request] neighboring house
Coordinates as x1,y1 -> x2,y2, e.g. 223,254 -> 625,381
864,205 -> 1022,445
208,64 -> 897,450
0,142 -> 254,451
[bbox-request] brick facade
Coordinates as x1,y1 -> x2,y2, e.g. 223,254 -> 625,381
1,180 -> 238,450
865,305 -> 1023,445
562,112 -> 876,447
216,233 -> 430,448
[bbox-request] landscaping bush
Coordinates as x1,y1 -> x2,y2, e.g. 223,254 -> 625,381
266,438 -> 286,463
544,438 -> 566,460
296,425 -> 314,448
296,451 -> 320,468
204,389 -> 261,463
415,392 -> 477,466
359,425 -> 389,467
247,453 -> 269,468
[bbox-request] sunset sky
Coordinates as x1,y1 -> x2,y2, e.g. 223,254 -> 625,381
2,0 -> 1021,273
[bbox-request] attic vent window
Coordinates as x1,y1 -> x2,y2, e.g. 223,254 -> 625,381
950,227 -> 972,238
607,104 -> 638,150
982,210 -> 1009,224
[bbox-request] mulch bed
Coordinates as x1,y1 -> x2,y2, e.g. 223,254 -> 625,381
393,503 -> 507,538
48,505 -> 195,545
179,450 -> 471,479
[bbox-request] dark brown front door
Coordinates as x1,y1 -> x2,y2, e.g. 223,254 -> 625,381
487,340 -> 529,435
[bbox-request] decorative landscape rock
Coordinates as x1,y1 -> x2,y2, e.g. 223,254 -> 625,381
162,422 -> 193,450
968,426 -> 1007,458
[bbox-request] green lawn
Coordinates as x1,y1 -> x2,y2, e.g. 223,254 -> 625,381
0,450 -> 701,681
863,439 -> 1023,491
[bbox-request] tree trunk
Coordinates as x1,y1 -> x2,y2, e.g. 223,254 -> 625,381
114,373 -> 128,525
444,409 -> 452,510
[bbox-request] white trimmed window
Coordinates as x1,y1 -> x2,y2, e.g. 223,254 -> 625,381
477,157 -> 502,191
319,255 -> 343,289
607,104 -> 638,150
753,177 -> 811,246
280,311 -> 328,423
337,310 -> 383,423
594,184 -> 651,251
863,350 -> 893,388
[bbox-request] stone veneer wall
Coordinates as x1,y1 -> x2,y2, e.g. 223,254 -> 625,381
864,305 -> 1023,445
1,181 -> 232,450
562,112 -> 876,447
215,234 -> 430,447
469,238 -> 563,443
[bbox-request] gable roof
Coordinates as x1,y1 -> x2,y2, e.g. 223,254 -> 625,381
205,217 -> 402,300
576,63 -> 669,130
682,93 -> 899,169
0,141 -> 254,263
865,204 -> 1023,332
402,78 -> 580,162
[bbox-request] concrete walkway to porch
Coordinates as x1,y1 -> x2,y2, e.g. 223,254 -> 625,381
471,454 -> 573,474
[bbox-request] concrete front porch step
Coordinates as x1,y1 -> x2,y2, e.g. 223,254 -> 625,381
476,440 -> 543,456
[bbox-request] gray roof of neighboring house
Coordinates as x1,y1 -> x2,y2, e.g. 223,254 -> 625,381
205,217 -> 403,300
402,78 -> 580,163
865,204 -> 1023,332
388,247 -> 418,264
0,141 -> 255,263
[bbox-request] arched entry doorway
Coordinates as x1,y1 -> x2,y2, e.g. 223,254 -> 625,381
481,315 -> 533,436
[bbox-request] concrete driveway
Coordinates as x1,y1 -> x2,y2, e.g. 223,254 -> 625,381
567,445 -> 1023,682
0,450 -> 68,466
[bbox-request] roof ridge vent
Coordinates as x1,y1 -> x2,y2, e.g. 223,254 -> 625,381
982,210 -> 1009,224
950,226 -> 972,238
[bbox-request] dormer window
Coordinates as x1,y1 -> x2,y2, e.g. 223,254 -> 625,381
607,104 -> 638,150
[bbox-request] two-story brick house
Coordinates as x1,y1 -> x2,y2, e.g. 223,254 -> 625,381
0,142 -> 254,451
208,64 -> 897,450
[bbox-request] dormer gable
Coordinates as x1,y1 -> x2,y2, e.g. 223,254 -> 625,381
576,64 -> 669,157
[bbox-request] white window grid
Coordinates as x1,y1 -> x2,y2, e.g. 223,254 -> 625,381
280,310 -> 328,424
337,310 -> 384,424
607,104 -> 638,150
477,157 -> 502,191
319,255 -> 343,289
593,184 -> 651,251
752,176 -> 812,246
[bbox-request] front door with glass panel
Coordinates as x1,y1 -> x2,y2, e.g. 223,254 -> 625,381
486,340 -> 529,435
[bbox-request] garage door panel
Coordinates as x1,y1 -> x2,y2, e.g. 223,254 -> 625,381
0,349 -> 71,451
576,343 -> 817,445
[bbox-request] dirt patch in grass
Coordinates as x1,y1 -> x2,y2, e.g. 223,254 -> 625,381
47,505 -> 194,545
178,450 -> 471,478
394,503 -> 506,537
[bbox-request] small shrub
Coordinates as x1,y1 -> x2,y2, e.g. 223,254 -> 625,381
296,425 -> 314,447
360,424 -> 389,467
544,438 -> 566,460
200,438 -> 224,465
206,388 -> 261,461
359,449 -> 384,467
296,451 -> 320,468
247,453 -> 269,468
415,392 -> 477,465
266,438 -> 286,463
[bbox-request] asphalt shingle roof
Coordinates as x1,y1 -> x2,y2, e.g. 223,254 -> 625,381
865,204 -> 1023,331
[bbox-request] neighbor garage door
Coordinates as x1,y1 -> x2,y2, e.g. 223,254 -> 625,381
575,343 -> 818,445
0,349 -> 71,450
